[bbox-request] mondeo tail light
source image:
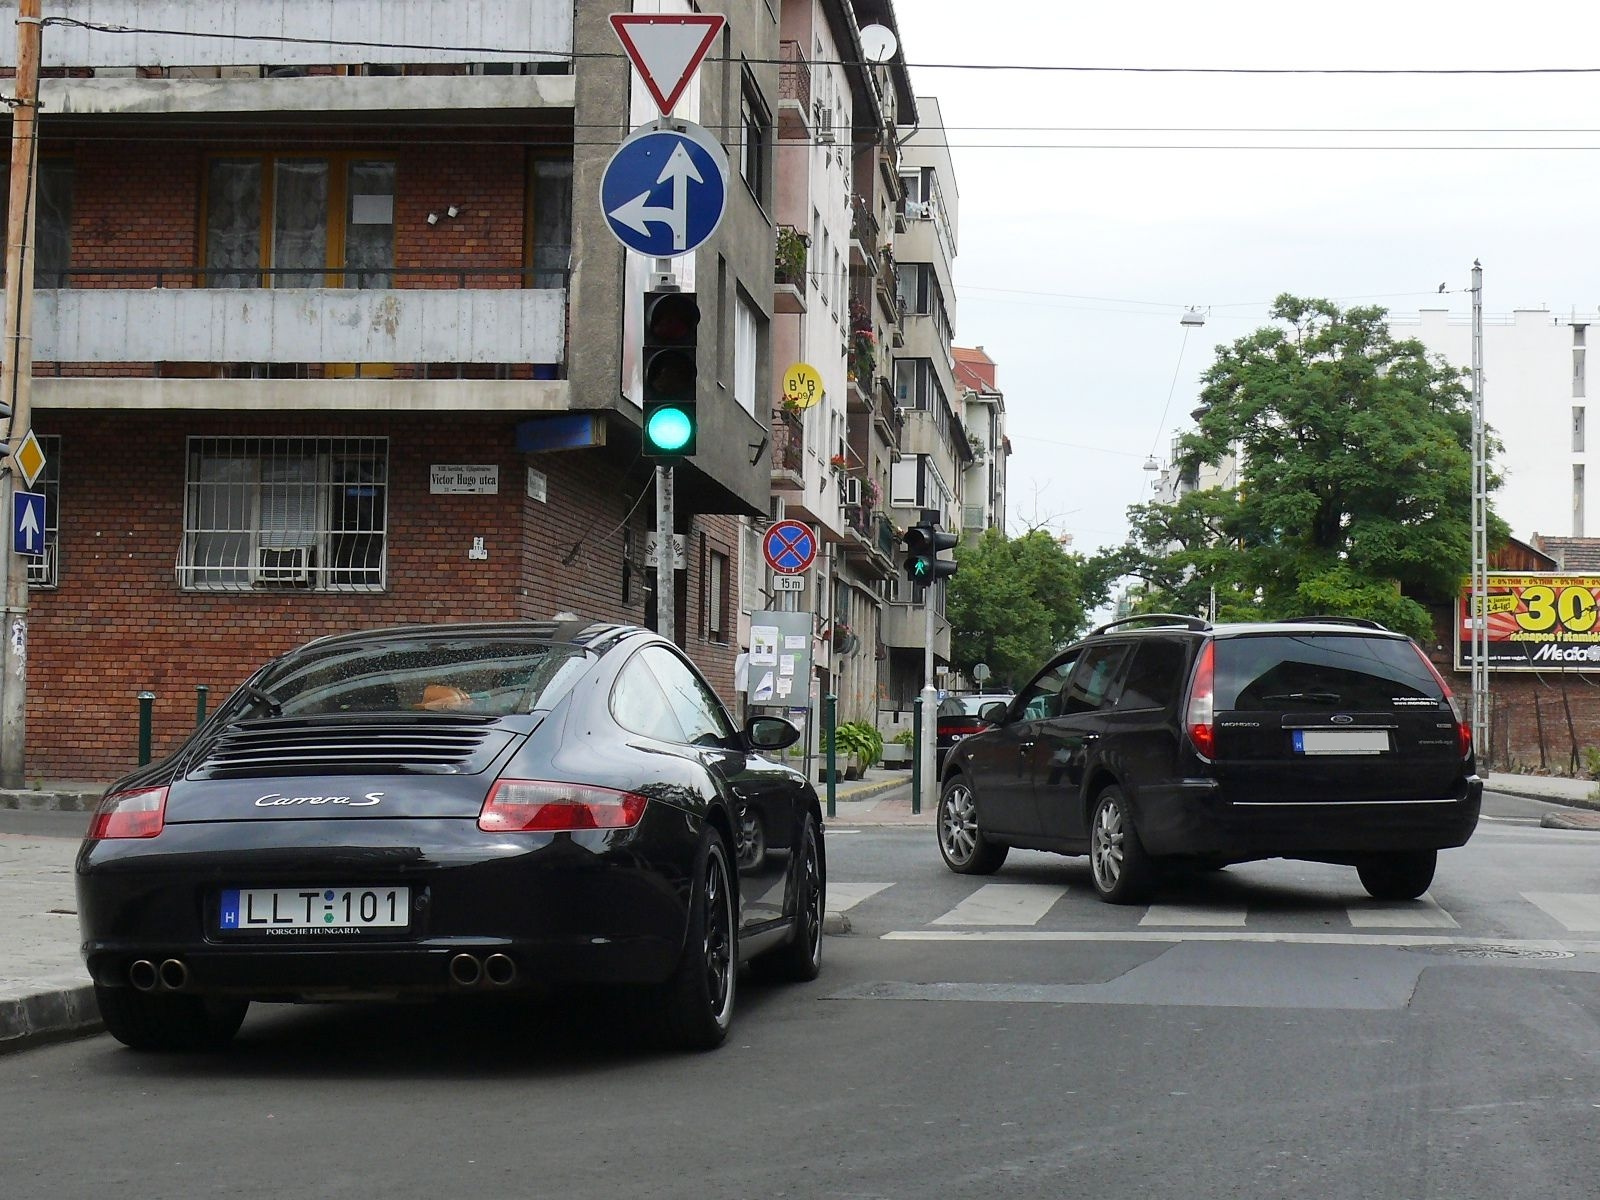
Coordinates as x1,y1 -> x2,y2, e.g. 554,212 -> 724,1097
478,780 -> 649,833
1185,641 -> 1217,759
1411,643 -> 1473,759
87,785 -> 169,840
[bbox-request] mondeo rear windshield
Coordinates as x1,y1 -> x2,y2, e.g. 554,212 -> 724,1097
1215,635 -> 1443,711
246,639 -> 590,718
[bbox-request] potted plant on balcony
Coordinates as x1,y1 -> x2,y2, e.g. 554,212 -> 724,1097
775,225 -> 809,286
851,329 -> 876,382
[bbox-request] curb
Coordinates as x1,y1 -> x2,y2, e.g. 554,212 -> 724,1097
1484,783 -> 1600,812
0,790 -> 103,813
0,981 -> 102,1055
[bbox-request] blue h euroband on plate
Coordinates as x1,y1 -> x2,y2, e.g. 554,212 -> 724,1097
601,120 -> 728,258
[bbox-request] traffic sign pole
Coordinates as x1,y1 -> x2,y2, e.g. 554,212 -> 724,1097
0,0 -> 41,788
655,464 -> 675,645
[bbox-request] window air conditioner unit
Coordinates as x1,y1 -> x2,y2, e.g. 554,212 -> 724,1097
816,111 -> 835,145
843,477 -> 861,506
255,546 -> 313,586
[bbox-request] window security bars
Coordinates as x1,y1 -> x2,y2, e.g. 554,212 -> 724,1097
179,437 -> 388,593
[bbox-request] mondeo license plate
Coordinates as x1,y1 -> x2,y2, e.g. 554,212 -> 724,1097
218,887 -> 410,935
1293,729 -> 1389,756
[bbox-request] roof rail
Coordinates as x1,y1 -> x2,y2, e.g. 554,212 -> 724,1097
1279,615 -> 1388,631
1090,613 -> 1210,636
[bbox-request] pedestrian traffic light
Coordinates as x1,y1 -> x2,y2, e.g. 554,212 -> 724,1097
641,290 -> 699,459
903,520 -> 958,586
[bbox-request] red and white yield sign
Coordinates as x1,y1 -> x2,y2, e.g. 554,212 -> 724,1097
609,13 -> 725,114
763,520 -> 817,575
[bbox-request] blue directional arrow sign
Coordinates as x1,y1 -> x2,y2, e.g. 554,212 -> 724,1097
601,119 -> 728,258
13,489 -> 45,557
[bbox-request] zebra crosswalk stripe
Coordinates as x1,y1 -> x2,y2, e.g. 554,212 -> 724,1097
1522,892 -> 1600,931
1344,894 -> 1457,928
932,883 -> 1067,926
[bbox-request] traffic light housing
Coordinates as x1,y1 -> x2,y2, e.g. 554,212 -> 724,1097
903,520 -> 958,586
641,290 -> 700,458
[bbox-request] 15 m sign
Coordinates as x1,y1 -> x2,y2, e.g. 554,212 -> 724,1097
1456,574 -> 1600,671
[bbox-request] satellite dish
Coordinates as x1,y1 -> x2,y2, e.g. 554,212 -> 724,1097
859,24 -> 897,64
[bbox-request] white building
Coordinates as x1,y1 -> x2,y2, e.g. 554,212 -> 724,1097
1397,308 -> 1596,541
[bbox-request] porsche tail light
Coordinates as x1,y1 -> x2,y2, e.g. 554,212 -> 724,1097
1411,643 -> 1472,759
479,780 -> 649,833
87,785 -> 169,840
1185,642 -> 1216,760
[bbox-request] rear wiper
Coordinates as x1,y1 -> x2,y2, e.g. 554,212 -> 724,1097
241,684 -> 282,718
1259,691 -> 1342,705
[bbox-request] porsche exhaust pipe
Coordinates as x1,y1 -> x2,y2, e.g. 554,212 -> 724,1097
449,953 -> 482,987
158,958 -> 189,991
484,953 -> 516,986
129,960 -> 158,992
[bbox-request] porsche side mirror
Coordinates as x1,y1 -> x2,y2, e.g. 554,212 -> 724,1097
745,715 -> 800,751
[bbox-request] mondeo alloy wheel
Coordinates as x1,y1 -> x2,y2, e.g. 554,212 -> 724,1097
937,777 -> 1008,875
1089,786 -> 1155,904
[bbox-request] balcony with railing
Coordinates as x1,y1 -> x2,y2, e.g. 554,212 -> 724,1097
849,200 -> 880,275
32,267 -> 568,397
774,225 -> 808,315
777,41 -> 812,139
771,406 -> 807,485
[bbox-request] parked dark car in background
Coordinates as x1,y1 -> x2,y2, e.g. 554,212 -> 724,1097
937,615 -> 1482,904
935,692 -> 1014,772
77,620 -> 825,1053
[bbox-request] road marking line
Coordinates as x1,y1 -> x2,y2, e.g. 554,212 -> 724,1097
1522,892 -> 1600,931
1346,894 -> 1458,928
826,881 -> 891,914
1140,904 -> 1248,927
880,929 -> 1593,951
932,883 -> 1066,926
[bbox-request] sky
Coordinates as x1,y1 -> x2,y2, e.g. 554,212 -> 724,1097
889,0 -> 1600,557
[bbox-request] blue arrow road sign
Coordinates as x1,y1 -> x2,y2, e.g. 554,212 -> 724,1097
13,489 -> 45,557
601,121 -> 727,258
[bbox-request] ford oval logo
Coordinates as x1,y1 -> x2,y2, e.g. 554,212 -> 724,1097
1330,714 -> 1354,725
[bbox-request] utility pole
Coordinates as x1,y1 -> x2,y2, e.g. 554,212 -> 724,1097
1469,260 -> 1489,764
655,464 -> 675,644
1,0 -> 42,788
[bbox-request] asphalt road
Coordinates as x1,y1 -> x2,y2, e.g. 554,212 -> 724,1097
4,789 -> 1599,1199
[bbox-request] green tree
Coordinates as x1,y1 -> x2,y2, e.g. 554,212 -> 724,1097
945,528 -> 1116,689
1125,295 -> 1503,641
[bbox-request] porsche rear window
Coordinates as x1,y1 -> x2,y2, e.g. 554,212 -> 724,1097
1215,635 -> 1442,711
248,640 -> 589,718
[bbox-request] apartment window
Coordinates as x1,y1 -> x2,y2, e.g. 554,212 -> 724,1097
528,158 -> 573,288
1576,464 -> 1587,538
24,435 -> 60,589
1575,407 -> 1586,454
1,160 -> 74,286
205,155 -> 395,288
706,547 -> 729,643
734,291 -> 760,417
739,78 -> 770,206
1576,347 -> 1587,400
180,437 -> 388,592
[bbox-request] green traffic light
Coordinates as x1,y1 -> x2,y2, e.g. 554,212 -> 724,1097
645,404 -> 694,453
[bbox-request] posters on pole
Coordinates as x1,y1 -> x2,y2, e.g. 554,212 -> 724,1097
747,610 -> 814,705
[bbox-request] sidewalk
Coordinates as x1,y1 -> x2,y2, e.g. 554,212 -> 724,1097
4,766 -> 1587,1053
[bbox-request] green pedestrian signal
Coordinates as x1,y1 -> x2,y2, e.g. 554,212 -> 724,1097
641,290 -> 699,459
902,520 -> 958,586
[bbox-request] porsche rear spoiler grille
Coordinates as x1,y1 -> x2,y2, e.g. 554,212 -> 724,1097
192,715 -> 503,778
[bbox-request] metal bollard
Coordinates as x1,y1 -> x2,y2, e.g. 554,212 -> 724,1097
911,703 -> 922,815
137,691 -> 155,765
823,693 -> 837,820
195,684 -> 209,727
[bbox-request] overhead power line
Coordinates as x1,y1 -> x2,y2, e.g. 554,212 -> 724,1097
38,17 -> 1600,77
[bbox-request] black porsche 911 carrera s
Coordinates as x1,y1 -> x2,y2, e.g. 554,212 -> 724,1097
76,619 -> 825,1053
